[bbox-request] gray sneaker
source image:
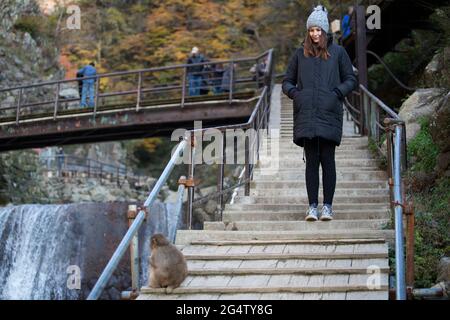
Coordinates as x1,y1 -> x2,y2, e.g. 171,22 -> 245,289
305,205 -> 319,221
320,205 -> 334,221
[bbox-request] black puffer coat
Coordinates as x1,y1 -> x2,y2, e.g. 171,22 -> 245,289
282,36 -> 357,147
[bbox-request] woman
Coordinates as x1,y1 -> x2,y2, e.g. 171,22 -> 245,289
282,5 -> 357,222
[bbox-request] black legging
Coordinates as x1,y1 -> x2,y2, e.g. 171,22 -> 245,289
303,137 -> 336,206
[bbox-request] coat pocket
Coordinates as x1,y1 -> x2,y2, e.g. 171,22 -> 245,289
319,88 -> 341,114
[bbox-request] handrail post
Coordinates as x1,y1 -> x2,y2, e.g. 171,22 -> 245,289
244,133 -> 250,196
127,205 -> 140,295
384,120 -> 395,213
186,132 -> 196,229
16,88 -> 23,125
405,200 -> 415,297
217,135 -> 225,219
393,124 -> 406,300
181,67 -> 187,108
228,61 -> 234,104
94,76 -> 100,118
54,82 -> 60,120
255,58 -> 260,90
136,72 -> 142,112
173,176 -> 187,243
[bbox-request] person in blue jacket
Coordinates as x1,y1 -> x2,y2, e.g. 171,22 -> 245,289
77,62 -> 97,108
342,6 -> 354,40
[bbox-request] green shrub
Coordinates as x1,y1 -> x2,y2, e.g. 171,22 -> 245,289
407,117 -> 439,173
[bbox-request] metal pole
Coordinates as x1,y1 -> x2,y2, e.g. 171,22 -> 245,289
87,210 -> 146,300
181,67 -> 187,108
16,88 -> 23,125
127,205 -> 139,294
244,134 -> 250,196
229,62 -> 234,104
405,201 -> 415,291
217,136 -> 225,219
393,124 -> 406,300
54,82 -> 60,120
173,178 -> 186,243
255,58 -> 260,90
136,72 -> 142,112
94,76 -> 100,118
187,133 -> 196,229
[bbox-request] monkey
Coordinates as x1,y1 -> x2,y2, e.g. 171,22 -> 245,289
148,233 -> 188,293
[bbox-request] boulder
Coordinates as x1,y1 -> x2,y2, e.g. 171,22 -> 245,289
437,256 -> 450,283
398,88 -> 447,143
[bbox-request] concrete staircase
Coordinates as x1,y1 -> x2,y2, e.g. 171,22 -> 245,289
138,86 -> 393,300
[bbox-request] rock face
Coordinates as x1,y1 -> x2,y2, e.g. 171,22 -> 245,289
398,88 -> 447,143
0,0 -> 61,110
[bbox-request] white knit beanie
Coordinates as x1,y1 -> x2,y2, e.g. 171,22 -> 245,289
306,5 -> 329,34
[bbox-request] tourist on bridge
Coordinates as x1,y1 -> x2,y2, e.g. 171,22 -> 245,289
250,56 -> 269,88
77,62 -> 97,108
341,6 -> 355,41
186,47 -> 207,96
282,5 -> 357,222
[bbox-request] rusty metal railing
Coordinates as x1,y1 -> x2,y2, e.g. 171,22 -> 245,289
344,84 -> 413,300
0,51 -> 272,126
39,154 -> 145,187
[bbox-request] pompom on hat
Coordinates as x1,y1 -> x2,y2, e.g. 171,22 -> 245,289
306,5 -> 329,34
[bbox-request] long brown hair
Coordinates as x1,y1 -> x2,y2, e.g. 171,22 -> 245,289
304,30 -> 330,60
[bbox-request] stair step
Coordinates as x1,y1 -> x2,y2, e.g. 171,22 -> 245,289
257,159 -> 381,168
141,278 -> 388,291
175,230 -> 395,245
180,241 -> 388,255
204,219 -> 390,231
250,180 -> 387,189
222,210 -> 390,221
186,258 -> 389,271
252,171 -> 387,180
138,290 -> 388,300
187,238 -> 387,246
244,188 -> 389,197
187,267 -> 390,275
226,203 -> 389,211
233,195 -> 390,205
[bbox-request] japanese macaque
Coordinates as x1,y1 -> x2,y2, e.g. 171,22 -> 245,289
148,233 -> 188,293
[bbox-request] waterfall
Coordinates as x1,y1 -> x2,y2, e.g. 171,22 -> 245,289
0,205 -> 81,300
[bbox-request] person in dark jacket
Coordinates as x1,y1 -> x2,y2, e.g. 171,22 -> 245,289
282,5 -> 357,222
187,47 -> 207,96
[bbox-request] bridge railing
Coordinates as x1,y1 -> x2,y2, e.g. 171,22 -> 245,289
344,84 -> 413,300
39,154 -> 145,187
0,51 -> 272,125
86,49 -> 274,300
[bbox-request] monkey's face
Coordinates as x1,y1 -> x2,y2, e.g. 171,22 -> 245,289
151,234 -> 169,249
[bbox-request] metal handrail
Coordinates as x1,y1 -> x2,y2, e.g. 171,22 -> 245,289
86,49 -> 274,300
0,50 -> 272,125
39,154 -> 146,186
0,51 -> 272,92
86,138 -> 188,300
346,83 -> 410,300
